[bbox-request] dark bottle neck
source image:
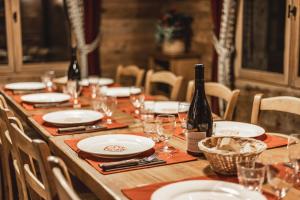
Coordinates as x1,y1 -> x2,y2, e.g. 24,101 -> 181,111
71,47 -> 77,60
194,64 -> 205,95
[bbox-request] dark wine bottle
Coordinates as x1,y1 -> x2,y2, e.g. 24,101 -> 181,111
67,47 -> 81,81
186,64 -> 212,156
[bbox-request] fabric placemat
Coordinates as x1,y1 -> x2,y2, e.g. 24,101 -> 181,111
32,115 -> 128,136
64,132 -> 197,175
121,176 -> 276,200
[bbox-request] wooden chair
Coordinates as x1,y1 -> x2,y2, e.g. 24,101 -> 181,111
8,122 -> 56,200
251,94 -> 300,124
48,156 -> 81,200
186,81 -> 240,120
116,65 -> 145,87
145,70 -> 183,101
0,96 -> 17,200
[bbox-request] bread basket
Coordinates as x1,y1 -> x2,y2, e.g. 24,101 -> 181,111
198,136 -> 267,175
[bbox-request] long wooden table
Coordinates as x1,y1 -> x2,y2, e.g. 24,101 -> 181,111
1,88 -> 300,200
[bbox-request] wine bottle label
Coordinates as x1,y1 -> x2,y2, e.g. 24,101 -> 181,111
187,131 -> 206,153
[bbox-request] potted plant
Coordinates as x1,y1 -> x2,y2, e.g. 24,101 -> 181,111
155,10 -> 193,55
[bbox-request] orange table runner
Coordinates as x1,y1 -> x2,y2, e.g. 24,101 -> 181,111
64,132 -> 197,175
173,129 -> 288,149
121,176 -> 276,200
32,115 -> 128,136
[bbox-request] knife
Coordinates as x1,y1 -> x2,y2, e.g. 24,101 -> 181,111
57,125 -> 107,134
99,154 -> 166,171
33,102 -> 73,108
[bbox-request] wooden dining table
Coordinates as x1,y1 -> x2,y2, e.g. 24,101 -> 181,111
1,87 -> 300,200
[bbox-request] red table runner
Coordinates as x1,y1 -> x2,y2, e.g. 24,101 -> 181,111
121,176 -> 276,200
64,132 -> 197,175
32,115 -> 128,136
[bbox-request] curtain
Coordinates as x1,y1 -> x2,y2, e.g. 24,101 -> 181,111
84,0 -> 101,76
210,0 -> 223,114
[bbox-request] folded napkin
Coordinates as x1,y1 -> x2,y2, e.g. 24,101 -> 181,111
256,134 -> 288,149
64,132 -> 197,175
121,176 -> 276,200
32,115 -> 128,136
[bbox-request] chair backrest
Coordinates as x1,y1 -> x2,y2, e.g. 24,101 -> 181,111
251,94 -> 300,124
186,81 -> 240,120
48,156 -> 81,200
116,65 -> 145,87
0,94 -> 8,108
145,70 -> 183,100
0,101 -> 22,200
8,122 -> 56,200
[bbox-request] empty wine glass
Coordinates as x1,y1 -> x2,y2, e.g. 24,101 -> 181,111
101,96 -> 117,124
88,76 -> 100,99
156,114 -> 176,153
129,87 -> 144,115
288,134 -> 300,173
178,102 -> 190,135
267,163 -> 295,199
66,80 -> 82,108
41,70 -> 55,91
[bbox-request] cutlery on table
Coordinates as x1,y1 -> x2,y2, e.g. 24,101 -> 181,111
33,102 -> 73,108
57,125 -> 107,134
99,154 -> 166,171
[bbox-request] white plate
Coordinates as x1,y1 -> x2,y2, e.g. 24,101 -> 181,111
77,134 -> 155,158
144,101 -> 187,114
42,110 -> 104,126
21,93 -> 70,104
102,87 -> 141,97
79,77 -> 114,86
151,180 -> 266,200
214,121 -> 265,138
5,82 -> 46,91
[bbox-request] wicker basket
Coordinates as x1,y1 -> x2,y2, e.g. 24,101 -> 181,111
198,136 -> 267,176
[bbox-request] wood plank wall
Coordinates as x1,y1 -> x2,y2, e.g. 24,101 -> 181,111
100,0 -> 213,79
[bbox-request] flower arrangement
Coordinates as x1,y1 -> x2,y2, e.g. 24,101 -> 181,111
155,9 -> 193,52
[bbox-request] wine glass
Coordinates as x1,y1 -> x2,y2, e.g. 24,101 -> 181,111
267,163 -> 295,199
101,96 -> 117,124
156,114 -> 176,153
88,76 -> 100,99
177,102 -> 190,135
288,134 -> 300,172
66,80 -> 82,108
129,87 -> 144,115
288,134 -> 300,189
41,70 -> 55,91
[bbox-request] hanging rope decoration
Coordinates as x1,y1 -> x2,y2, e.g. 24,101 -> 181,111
212,0 -> 237,114
65,0 -> 101,77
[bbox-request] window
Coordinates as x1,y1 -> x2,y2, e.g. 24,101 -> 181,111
1,0 -> 70,75
235,0 -> 294,85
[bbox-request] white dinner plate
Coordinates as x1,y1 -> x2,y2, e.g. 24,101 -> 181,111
5,82 -> 46,91
151,180 -> 266,200
214,121 -> 265,138
77,134 -> 155,158
42,110 -> 104,126
21,93 -> 70,104
79,77 -> 114,86
144,101 -> 188,114
102,87 -> 141,97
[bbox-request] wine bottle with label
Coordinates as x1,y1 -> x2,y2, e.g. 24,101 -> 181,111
186,64 -> 212,156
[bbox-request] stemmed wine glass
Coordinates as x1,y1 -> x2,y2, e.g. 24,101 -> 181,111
287,133 -> 300,189
267,163 -> 295,199
156,114 -> 176,153
177,102 -> 190,135
100,96 -> 117,124
129,87 -> 144,115
41,70 -> 55,91
88,76 -> 100,99
66,80 -> 82,108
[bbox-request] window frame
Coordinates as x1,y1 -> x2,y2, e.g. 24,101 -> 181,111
0,0 -> 15,74
0,0 -> 69,75
235,0 -> 292,86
